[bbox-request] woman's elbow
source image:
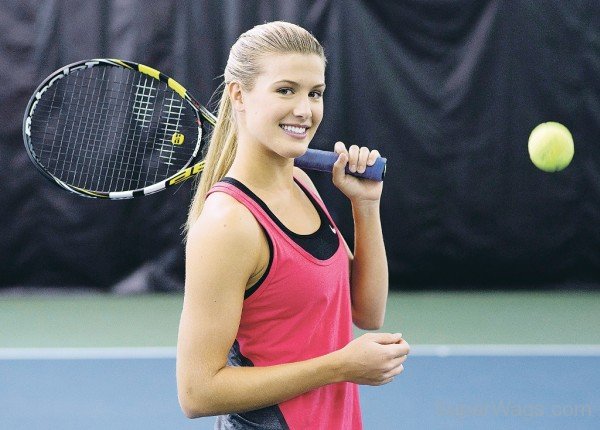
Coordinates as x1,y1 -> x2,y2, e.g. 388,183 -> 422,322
181,407 -> 212,420
179,396 -> 215,419
180,403 -> 201,419
352,312 -> 385,331
354,320 -> 384,331
178,383 -> 216,419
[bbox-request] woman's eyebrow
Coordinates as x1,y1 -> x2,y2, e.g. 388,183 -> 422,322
273,79 -> 326,89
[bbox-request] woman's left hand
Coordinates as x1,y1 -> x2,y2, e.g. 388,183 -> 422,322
332,141 -> 384,204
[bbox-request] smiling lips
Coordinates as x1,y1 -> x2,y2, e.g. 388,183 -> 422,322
280,124 -> 309,138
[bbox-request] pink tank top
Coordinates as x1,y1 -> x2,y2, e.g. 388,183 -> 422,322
208,177 -> 362,430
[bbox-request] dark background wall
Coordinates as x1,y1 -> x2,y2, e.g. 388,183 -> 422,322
1,0 -> 599,291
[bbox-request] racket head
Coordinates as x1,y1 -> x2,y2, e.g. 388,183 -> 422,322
23,59 -> 211,199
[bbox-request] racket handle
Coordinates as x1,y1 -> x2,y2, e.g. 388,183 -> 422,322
294,149 -> 387,181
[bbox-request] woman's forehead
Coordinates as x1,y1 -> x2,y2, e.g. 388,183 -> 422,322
255,53 -> 325,85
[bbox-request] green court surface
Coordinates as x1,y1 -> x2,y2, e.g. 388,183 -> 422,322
1,290 -> 599,347
1,290 -> 599,430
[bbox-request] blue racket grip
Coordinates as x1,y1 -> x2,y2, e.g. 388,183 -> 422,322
294,148 -> 387,181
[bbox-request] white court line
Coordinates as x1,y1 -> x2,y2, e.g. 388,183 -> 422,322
0,345 -> 599,360
411,344 -> 600,357
0,347 -> 176,360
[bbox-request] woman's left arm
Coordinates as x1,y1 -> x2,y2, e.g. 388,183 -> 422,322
295,141 -> 388,330
346,197 -> 387,329
330,142 -> 387,330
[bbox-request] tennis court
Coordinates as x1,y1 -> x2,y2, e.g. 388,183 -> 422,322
2,2 -> 600,429
1,291 -> 598,429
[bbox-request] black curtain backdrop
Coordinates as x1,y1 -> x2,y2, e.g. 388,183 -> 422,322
1,0 -> 599,291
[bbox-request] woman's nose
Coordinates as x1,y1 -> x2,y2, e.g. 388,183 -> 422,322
293,96 -> 312,119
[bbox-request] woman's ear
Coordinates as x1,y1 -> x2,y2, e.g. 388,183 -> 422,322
228,82 -> 245,112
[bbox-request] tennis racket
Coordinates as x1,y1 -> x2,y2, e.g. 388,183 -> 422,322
23,59 -> 387,199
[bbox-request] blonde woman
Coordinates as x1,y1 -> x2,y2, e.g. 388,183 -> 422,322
177,21 -> 409,429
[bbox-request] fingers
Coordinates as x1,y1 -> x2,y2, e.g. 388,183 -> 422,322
375,358 -> 407,386
369,332 -> 410,366
333,142 -> 380,173
332,145 -> 348,185
367,149 -> 380,167
383,364 -> 405,382
348,145 -> 360,172
334,141 -> 346,154
343,333 -> 410,386
393,339 -> 411,357
379,353 -> 408,385
357,147 -> 370,173
389,354 -> 408,369
361,333 -> 410,357
369,332 -> 403,345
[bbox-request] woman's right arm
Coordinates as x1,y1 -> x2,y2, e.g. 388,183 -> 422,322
177,193 -> 409,418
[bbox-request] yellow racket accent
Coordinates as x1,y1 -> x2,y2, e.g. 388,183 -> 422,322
168,78 -> 187,98
138,64 -> 161,80
171,133 -> 185,145
167,161 -> 205,186
110,59 -> 134,69
72,186 -> 107,198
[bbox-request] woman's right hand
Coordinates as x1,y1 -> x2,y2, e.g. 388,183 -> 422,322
335,333 -> 409,386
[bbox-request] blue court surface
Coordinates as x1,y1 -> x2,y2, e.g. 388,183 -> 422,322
1,346 -> 598,430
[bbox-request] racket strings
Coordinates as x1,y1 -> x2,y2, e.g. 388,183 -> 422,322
157,93 -> 185,167
72,66 -> 106,189
29,65 -> 200,193
111,69 -> 150,192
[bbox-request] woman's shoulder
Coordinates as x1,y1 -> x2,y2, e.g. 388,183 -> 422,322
187,191 -> 262,251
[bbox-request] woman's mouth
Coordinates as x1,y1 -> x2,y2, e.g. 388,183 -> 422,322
280,124 -> 309,138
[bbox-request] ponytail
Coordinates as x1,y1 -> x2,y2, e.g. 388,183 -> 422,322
185,88 -> 237,234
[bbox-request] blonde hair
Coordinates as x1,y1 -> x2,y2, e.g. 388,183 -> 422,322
185,21 -> 325,234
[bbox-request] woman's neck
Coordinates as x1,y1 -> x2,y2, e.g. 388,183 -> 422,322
227,142 -> 297,195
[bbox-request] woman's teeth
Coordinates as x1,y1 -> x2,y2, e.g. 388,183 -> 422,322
280,125 -> 307,135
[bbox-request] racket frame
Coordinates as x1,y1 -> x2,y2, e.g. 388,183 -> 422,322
23,58 -> 214,199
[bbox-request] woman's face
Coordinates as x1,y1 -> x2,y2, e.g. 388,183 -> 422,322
235,53 -> 326,159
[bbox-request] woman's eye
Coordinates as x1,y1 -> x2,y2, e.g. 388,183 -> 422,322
310,91 -> 323,99
277,88 -> 294,95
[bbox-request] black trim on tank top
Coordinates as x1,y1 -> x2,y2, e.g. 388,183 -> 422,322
215,340 -> 290,429
220,177 -> 339,261
244,225 -> 273,299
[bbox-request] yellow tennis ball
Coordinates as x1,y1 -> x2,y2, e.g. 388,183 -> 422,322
528,122 -> 574,172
